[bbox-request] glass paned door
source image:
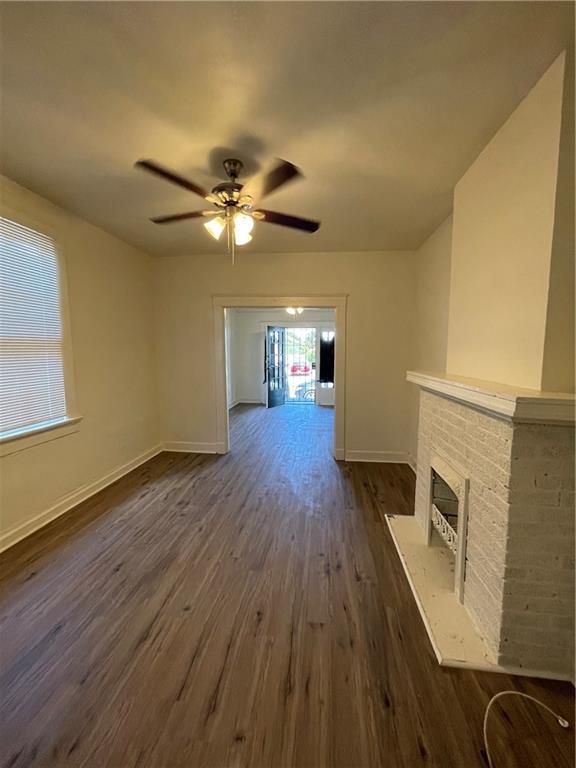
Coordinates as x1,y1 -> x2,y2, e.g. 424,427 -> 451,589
266,326 -> 286,408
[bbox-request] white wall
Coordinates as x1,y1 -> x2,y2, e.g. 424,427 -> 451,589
0,176 -> 159,548
542,49 -> 575,393
228,308 -> 335,405
408,214 -> 453,463
155,251 -> 418,462
447,52 -> 569,390
414,216 -> 452,373
408,51 -> 574,469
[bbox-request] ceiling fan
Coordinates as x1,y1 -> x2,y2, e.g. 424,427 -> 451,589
135,156 -> 320,263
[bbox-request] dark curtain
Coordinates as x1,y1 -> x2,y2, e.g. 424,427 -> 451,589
319,336 -> 335,383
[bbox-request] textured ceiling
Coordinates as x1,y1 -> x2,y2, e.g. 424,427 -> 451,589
0,2 -> 573,256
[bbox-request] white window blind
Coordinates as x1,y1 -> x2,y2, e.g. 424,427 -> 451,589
0,217 -> 68,438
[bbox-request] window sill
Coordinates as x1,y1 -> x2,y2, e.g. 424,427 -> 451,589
0,416 -> 82,457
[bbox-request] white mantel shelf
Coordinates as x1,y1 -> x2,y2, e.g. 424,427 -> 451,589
407,370 -> 575,425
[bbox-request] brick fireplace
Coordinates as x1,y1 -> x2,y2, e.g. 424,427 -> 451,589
387,371 -> 575,681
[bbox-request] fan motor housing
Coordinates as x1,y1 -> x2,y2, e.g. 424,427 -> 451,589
211,180 -> 243,205
223,158 -> 243,180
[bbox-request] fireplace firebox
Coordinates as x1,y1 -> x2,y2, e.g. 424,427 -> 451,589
427,452 -> 469,603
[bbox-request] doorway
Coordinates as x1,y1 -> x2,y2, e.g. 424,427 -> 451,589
285,327 -> 316,403
266,326 -> 318,407
213,296 -> 347,459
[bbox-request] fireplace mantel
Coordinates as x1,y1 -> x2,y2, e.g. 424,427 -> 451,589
407,370 -> 575,425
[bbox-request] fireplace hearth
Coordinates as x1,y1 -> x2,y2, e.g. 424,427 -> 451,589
386,371 -> 575,681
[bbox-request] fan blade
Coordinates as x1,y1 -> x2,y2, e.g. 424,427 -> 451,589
243,159 -> 302,201
150,210 -> 217,224
254,209 -> 320,233
135,159 -> 211,200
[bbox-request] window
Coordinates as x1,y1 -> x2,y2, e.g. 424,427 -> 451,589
0,217 -> 71,441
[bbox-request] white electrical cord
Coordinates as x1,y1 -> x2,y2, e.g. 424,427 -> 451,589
483,690 -> 570,768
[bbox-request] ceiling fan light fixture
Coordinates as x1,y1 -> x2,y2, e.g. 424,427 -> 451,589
234,212 -> 254,246
234,231 -> 253,246
203,215 -> 226,241
137,157 -> 320,263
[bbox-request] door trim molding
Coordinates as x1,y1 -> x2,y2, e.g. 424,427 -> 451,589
213,295 -> 347,459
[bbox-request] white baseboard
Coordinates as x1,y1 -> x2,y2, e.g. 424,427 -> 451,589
345,450 -> 412,464
162,441 -> 223,453
0,442 -> 415,553
0,444 -> 163,553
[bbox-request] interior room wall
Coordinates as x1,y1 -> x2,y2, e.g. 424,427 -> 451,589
447,52 -> 569,390
414,216 -> 453,373
542,49 -> 575,393
408,214 -> 453,464
0,176 -> 159,549
228,308 -> 335,405
154,251 -> 418,462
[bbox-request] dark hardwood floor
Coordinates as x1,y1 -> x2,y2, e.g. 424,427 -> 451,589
0,404 -> 573,768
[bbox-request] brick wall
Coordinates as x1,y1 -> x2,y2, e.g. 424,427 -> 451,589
500,424 -> 575,676
415,390 -> 575,677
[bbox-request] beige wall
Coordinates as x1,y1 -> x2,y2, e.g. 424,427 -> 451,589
542,50 -> 575,393
154,251 -> 417,461
0,176 -> 159,546
408,214 -> 453,462
408,51 -> 574,469
414,216 -> 452,372
447,52 -> 568,390
228,308 -> 335,405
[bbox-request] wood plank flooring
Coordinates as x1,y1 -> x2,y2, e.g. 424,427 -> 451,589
0,404 -> 574,768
